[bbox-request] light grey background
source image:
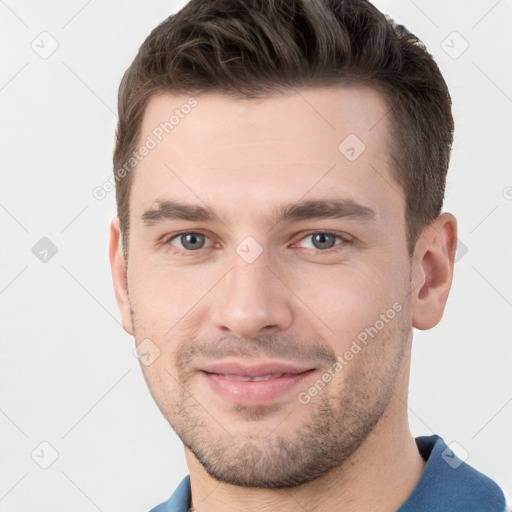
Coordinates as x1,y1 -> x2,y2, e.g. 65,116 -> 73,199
1,1 -> 511,511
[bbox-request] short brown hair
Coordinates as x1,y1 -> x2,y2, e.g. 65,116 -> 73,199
114,0 -> 454,258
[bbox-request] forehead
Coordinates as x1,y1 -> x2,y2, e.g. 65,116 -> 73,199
130,86 -> 402,226
139,86 -> 390,157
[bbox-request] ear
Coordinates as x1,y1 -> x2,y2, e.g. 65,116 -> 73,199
109,217 -> 134,335
411,212 -> 458,330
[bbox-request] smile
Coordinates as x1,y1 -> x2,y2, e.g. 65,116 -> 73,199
198,361 -> 315,405
214,372 -> 298,381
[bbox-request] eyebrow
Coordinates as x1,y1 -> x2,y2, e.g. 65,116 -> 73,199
141,198 -> 376,226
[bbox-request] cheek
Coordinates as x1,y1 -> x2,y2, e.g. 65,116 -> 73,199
291,261 -> 406,352
127,261 -> 221,369
139,360 -> 186,420
128,260 -> 205,325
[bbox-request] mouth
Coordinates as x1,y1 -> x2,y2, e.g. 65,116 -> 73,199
198,361 -> 316,405
212,372 -> 303,382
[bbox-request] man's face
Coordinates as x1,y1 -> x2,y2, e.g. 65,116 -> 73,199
118,87 -> 415,487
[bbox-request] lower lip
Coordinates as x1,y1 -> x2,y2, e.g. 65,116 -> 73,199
200,370 -> 314,405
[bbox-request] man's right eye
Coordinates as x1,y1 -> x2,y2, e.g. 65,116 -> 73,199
165,232 -> 214,252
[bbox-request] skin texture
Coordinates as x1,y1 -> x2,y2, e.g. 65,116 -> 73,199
110,86 -> 458,511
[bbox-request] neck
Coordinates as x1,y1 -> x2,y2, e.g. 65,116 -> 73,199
185,346 -> 425,512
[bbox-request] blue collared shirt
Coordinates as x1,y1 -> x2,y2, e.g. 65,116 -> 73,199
149,435 -> 506,511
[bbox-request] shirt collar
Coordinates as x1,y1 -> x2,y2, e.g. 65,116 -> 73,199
398,435 -> 505,511
156,435 -> 506,512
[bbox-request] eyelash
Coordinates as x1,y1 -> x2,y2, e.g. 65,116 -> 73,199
161,230 -> 352,256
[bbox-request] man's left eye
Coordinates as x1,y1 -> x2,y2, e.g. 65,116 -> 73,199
297,232 -> 347,251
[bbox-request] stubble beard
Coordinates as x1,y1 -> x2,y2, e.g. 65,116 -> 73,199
131,280 -> 412,488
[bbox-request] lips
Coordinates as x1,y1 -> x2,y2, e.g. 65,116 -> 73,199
200,361 -> 312,377
198,361 -> 315,405
220,373 -> 296,381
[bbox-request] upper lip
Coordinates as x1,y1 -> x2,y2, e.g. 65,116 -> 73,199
199,360 -> 314,378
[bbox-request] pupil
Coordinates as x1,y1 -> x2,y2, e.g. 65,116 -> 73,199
183,233 -> 203,250
313,233 -> 334,249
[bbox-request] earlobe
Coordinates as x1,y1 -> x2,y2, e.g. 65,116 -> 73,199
411,213 -> 458,330
109,217 -> 134,335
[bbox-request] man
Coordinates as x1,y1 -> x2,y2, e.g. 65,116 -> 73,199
109,0 -> 507,510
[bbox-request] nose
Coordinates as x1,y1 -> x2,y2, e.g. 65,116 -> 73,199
210,250 -> 294,340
